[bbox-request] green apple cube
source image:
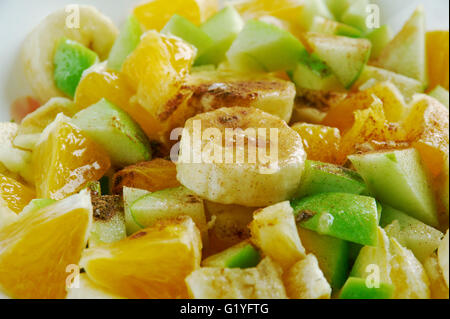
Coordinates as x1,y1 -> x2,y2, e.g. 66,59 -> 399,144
107,15 -> 142,72
195,6 -> 244,66
162,14 -> 213,57
202,241 -> 261,269
310,16 -> 363,38
348,148 -> 439,227
380,204 -> 443,262
292,62 -> 343,91
298,227 -> 350,289
292,193 -> 379,246
375,7 -> 427,84
299,0 -> 335,30
339,277 -> 395,299
366,25 -> 393,59
304,32 -> 371,88
296,160 -> 367,198
325,0 -> 354,20
340,0 -> 370,32
429,86 -> 449,109
72,98 -> 151,167
123,187 -> 149,235
53,38 -> 99,98
227,20 -> 307,72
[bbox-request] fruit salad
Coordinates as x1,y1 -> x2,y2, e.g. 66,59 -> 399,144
1,0 -> 449,300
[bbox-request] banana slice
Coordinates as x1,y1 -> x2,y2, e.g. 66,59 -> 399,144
176,107 -> 306,207
21,5 -> 118,103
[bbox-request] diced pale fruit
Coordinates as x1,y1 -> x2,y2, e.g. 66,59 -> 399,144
72,98 -> 151,167
107,15 -> 142,72
292,193 -> 379,246
366,25 -> 393,59
340,0 -> 369,32
325,0 -> 353,20
20,198 -> 55,216
423,253 -> 449,299
249,201 -> 306,269
299,0 -> 335,30
292,60 -> 344,92
298,227 -> 350,290
309,16 -> 363,38
375,7 -> 427,84
66,274 -> 123,299
339,277 -> 395,299
81,216 -> 202,299
304,32 -> 371,88
186,257 -> 287,299
202,241 -> 261,268
380,204 -> 443,263
438,230 -> 449,287
349,148 -> 439,227
123,187 -> 150,235
429,86 -> 449,109
284,254 -> 331,299
10,96 -> 41,124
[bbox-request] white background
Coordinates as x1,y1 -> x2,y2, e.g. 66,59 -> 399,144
0,0 -> 449,121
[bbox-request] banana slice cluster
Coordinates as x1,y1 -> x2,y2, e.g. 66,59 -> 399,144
177,107 -> 306,207
21,5 -> 118,103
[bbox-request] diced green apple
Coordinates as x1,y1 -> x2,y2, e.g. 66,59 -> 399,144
162,14 -> 213,57
292,193 -> 379,246
296,160 -> 367,199
53,38 -> 99,98
292,62 -> 343,91
380,204 -> 444,263
366,25 -> 393,59
202,241 -> 261,269
299,0 -> 335,30
227,20 -> 307,72
339,277 -> 395,299
298,227 -> 350,289
349,148 -> 439,227
375,6 -> 427,84
304,32 -> 371,88
310,16 -> 363,38
340,0 -> 370,32
429,86 -> 449,109
107,15 -> 142,72
325,0 -> 354,20
196,6 -> 244,66
72,98 -> 151,167
123,187 -> 149,235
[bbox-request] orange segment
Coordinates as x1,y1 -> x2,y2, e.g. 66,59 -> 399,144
133,0 -> 218,31
426,31 -> 449,91
81,216 -> 202,299
33,115 -> 111,200
0,174 -> 35,214
112,158 -> 180,194
291,123 -> 341,164
0,191 -> 92,299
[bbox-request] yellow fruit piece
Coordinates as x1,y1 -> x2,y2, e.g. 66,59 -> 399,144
33,115 -> 111,200
134,0 -> 218,31
112,158 -> 180,194
81,216 -> 202,299
291,123 -> 341,164
0,191 -> 92,299
0,174 -> 35,214
423,253 -> 449,299
402,95 -> 449,177
426,31 -> 449,91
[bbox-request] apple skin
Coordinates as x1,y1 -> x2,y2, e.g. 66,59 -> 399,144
339,277 -> 394,299
202,241 -> 261,269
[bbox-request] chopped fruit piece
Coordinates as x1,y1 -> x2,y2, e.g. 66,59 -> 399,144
73,99 -> 151,167
298,227 -> 350,290
299,0 -> 335,30
89,194 -> 126,247
53,38 -> 99,98
304,32 -> 371,88
366,25 -> 393,59
107,15 -> 142,72
349,149 -> 439,227
227,20 -> 307,72
0,174 -> 35,214
66,274 -> 123,299
426,31 -> 449,91
112,159 -> 180,195
423,253 -> 449,299
296,160 -> 367,199
186,257 -> 287,299
14,97 -> 79,151
340,0 -> 369,32
0,197 -> 18,229
375,7 -> 427,84
0,191 -> 92,299
33,114 -> 111,200
292,60 -> 344,92
10,96 -> 41,124
123,187 -> 150,235
133,0 -> 218,31
325,0 -> 353,20
196,6 -> 244,66
284,254 -> 332,299
81,216 -> 202,299
202,241 -> 261,268
438,230 -> 449,287
309,16 -> 363,38
380,204 -> 443,263
339,277 -> 395,299
20,198 -> 55,215
249,201 -> 306,269
292,193 -> 379,246
429,86 -> 449,109
291,123 -> 341,164
162,14 -> 214,58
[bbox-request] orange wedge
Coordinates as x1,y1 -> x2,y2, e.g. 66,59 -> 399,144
426,31 -> 449,91
0,174 -> 35,214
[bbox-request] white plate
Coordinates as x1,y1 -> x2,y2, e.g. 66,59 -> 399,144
0,0 -> 448,121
